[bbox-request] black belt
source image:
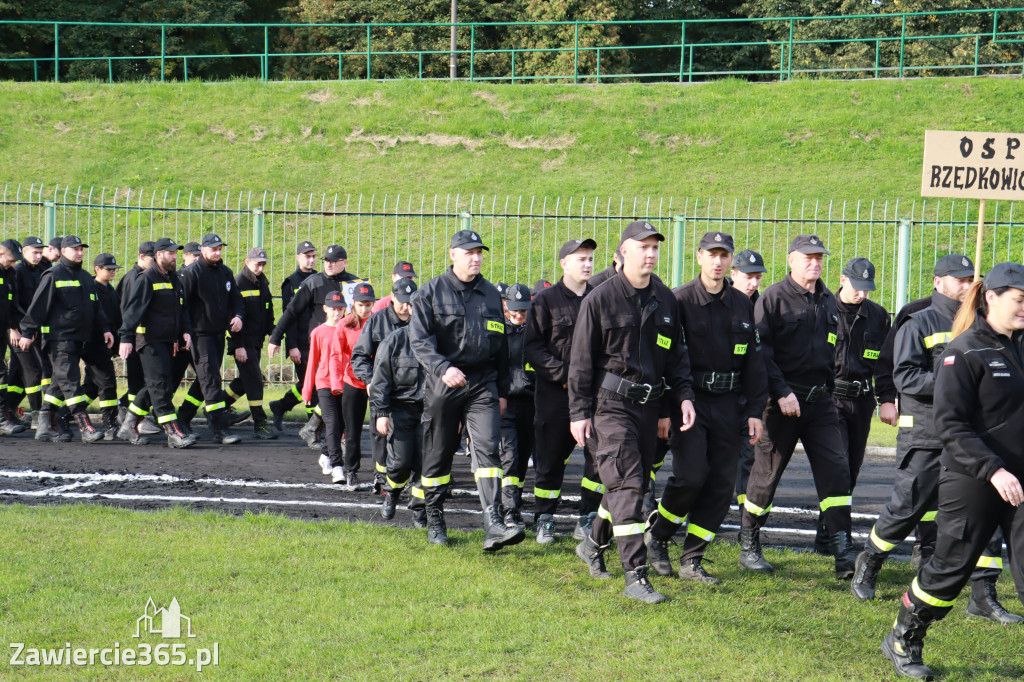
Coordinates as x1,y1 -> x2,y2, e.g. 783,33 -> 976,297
787,382 -> 830,402
694,371 -> 742,394
833,378 -> 872,399
598,371 -> 667,405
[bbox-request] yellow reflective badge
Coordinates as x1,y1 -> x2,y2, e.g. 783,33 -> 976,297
827,332 -> 837,345
863,349 -> 880,360
487,320 -> 504,333
656,334 -> 671,349
525,363 -> 534,372
734,343 -> 748,355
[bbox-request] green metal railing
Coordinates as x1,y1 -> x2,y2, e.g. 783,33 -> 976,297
1,8 -> 1023,84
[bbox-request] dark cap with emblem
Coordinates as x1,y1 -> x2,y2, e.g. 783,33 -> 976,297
247,247 -> 268,263
61,235 -> 87,250
732,249 -> 766,274
296,240 -> 316,255
393,261 -> 417,278
139,241 -> 156,258
22,236 -> 44,249
450,229 -> 488,251
49,237 -> 64,250
201,233 -> 226,248
532,279 -> 552,296
352,282 -> 375,302
842,257 -> 876,291
323,291 -> 346,308
619,220 -> 665,249
154,237 -> 183,253
558,238 -> 597,260
183,241 -> 201,256
494,282 -> 509,297
392,278 -> 418,303
1,239 -> 21,261
934,253 -> 974,278
323,245 -> 347,262
505,283 -> 532,311
788,234 -> 830,255
93,253 -> 122,269
699,231 -> 735,253
983,262 -> 1024,291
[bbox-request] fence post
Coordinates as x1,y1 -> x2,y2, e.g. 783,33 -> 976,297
678,21 -> 686,82
574,22 -> 579,83
671,214 -> 685,288
252,209 -> 265,249
460,211 -> 472,232
264,25 -> 270,81
161,25 -> 166,81
895,218 -> 911,311
53,23 -> 59,83
899,14 -> 906,78
45,201 -> 56,243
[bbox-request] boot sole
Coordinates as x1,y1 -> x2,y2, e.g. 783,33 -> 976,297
484,528 -> 524,552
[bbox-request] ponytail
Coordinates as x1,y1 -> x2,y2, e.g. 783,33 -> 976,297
951,281 -> 985,339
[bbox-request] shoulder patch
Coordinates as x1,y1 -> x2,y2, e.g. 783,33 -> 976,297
943,356 -> 955,366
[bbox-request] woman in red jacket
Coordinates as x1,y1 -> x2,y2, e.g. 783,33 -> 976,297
334,283 -> 376,490
303,292 -> 347,483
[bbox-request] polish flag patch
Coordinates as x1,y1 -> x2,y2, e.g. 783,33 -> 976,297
943,356 -> 955,366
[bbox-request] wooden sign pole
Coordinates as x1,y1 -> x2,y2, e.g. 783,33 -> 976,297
975,198 -> 985,282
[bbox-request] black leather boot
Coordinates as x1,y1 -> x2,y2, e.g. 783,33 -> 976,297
73,411 -> 104,444
881,595 -> 937,680
426,507 -> 449,545
738,528 -> 774,573
645,530 -> 673,577
851,550 -> 886,600
164,420 -> 198,449
381,490 -> 398,520
34,409 -> 60,442
575,535 -> 613,580
829,531 -> 858,579
116,412 -> 151,445
966,577 -> 1024,625
623,565 -> 667,604
483,504 -> 524,551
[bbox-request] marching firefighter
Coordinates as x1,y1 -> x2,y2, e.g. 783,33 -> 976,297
79,252 -> 124,439
268,240 -> 318,430
498,283 -> 535,532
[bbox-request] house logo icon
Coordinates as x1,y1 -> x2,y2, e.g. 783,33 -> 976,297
134,597 -> 196,639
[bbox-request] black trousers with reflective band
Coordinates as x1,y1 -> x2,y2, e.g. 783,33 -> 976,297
44,339 -> 89,414
499,395 -> 534,512
384,402 -> 423,488
420,372 -> 502,514
135,342 -> 177,420
910,469 -> 1024,616
317,388 -> 344,468
587,395 -> 659,572
189,334 -> 229,413
79,343 -> 117,406
742,396 -> 853,534
227,345 -> 267,421
652,392 -> 742,562
533,382 -> 603,516
9,344 -> 50,410
834,393 -> 875,490
123,350 -> 145,403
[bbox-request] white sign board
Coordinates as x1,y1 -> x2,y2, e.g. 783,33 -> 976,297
921,129 -> 1024,200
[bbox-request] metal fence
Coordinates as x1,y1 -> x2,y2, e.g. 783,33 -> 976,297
4,183 -> 1024,381
2,7 -> 1024,83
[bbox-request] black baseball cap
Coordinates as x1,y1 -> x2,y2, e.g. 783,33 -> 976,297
93,253 -> 123,269
934,254 -> 974,278
139,241 -> 156,258
296,241 -> 316,255
788,234 -> 830,255
201,233 -> 226,248
323,291 -> 346,308
61,235 -> 87,249
1,239 -> 21,261
984,262 -> 1024,290
22,236 -> 44,249
699,231 -> 735,253
392,278 -> 418,303
558,238 -> 597,260
618,221 -> 665,250
247,247 -> 268,263
494,282 -> 509,297
154,237 -> 184,253
323,245 -> 347,262
842,257 -> 876,291
48,237 -> 63,250
450,230 -> 489,251
532,279 -> 552,295
352,283 -> 375,302
183,242 -> 201,256
505,283 -> 532,311
733,250 -> 766,274
393,261 -> 417,278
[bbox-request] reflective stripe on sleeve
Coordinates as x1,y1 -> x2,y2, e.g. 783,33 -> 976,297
923,332 -> 952,349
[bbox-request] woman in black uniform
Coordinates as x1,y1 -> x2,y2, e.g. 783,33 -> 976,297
882,262 -> 1024,680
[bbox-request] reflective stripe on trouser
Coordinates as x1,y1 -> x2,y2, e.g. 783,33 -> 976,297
587,397 -> 659,572
227,350 -> 266,420
867,447 -> 941,557
531,383 -> 602,516
499,396 -> 533,514
189,333 -> 229,415
742,397 -> 852,535
136,342 -> 179,422
44,340 -> 89,414
651,394 -> 742,564
910,469 -> 1024,616
419,373 -> 503,514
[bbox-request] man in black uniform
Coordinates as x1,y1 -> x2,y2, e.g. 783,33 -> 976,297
410,229 -> 525,551
645,231 -> 767,585
852,254 -> 1018,623
524,238 -> 603,544
118,237 -> 195,449
269,244 -> 360,445
268,240 -> 317,430
351,277 -> 416,494
730,248 -> 767,509
740,234 -> 857,579
19,235 -> 112,443
0,239 -> 27,435
588,250 -> 621,289
225,247 -> 277,440
79,252 -> 123,439
809,258 -> 894,553
182,242 -> 201,268
42,237 -> 61,265
9,236 -> 52,426
570,220 -> 695,604
115,242 -> 157,430
499,283 -> 535,531
177,233 -> 243,444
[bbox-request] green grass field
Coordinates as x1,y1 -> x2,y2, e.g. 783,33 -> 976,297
1,504 -> 1021,681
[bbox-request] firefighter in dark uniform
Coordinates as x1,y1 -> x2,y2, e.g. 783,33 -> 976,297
853,255 -> 1017,623
730,248 -> 767,509
351,277 -> 416,494
645,232 -> 767,585
79,253 -> 124,439
117,237 -> 196,449
177,233 -> 243,444
369,279 -> 426,527
225,247 -> 277,440
0,239 -> 27,435
116,242 -> 155,416
739,234 -> 858,579
570,220 -> 695,604
809,258 -> 895,552
499,283 -> 535,532
182,242 -> 201,267
9,236 -> 52,426
19,235 -> 112,443
268,240 -> 318,430
524,238 -> 603,544
882,262 -> 1024,679
409,229 -> 525,551
269,244 -> 361,446
588,250 -> 621,289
